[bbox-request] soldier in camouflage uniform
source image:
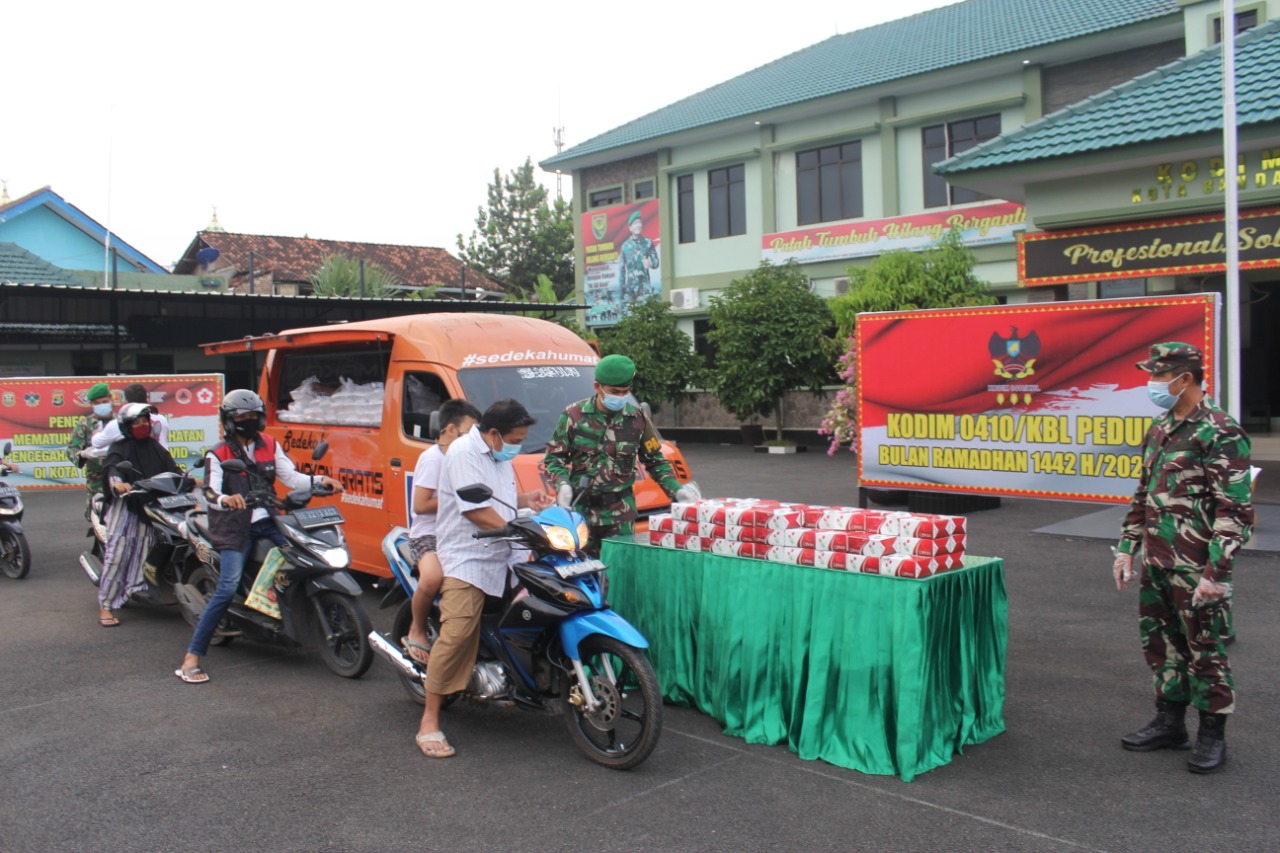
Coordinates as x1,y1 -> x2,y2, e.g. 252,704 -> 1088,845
617,211 -> 659,304
544,354 -> 697,556
1112,342 -> 1253,774
65,382 -> 115,520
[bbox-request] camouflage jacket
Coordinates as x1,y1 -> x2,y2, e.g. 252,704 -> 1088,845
1117,397 -> 1253,583
66,415 -> 110,494
617,235 -> 658,300
543,397 -> 680,526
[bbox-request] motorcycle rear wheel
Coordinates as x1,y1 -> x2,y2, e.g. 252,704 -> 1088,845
314,591 -> 373,679
391,598 -> 436,705
560,635 -> 662,770
0,529 -> 31,579
184,565 -> 236,646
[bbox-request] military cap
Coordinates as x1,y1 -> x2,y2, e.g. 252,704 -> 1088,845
1136,341 -> 1203,374
627,210 -> 642,225
87,382 -> 111,402
595,354 -> 636,386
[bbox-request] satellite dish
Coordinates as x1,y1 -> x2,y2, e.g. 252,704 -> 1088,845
195,247 -> 220,270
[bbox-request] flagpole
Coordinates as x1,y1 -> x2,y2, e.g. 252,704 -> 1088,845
1221,0 -> 1241,420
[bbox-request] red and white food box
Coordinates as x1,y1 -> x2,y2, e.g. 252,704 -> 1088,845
649,513 -> 674,533
853,510 -> 903,535
812,551 -> 849,570
764,546 -> 819,566
891,534 -> 966,557
648,532 -> 708,551
846,554 -> 882,573
893,513 -> 968,538
709,539 -> 770,559
698,524 -> 773,543
670,502 -> 701,522
698,504 -> 803,529
879,553 -> 966,577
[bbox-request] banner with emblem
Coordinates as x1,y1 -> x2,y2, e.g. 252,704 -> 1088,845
580,198 -> 661,327
856,295 -> 1219,503
0,374 -> 224,490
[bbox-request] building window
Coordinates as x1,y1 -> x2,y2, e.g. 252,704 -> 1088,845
693,319 -> 717,370
677,175 -> 696,243
1213,9 -> 1258,42
709,164 -> 746,238
633,178 -> 655,200
588,186 -> 623,208
797,141 -> 863,225
922,114 -> 1001,207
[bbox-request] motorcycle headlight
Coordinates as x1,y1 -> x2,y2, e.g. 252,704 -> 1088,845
544,525 -> 577,552
321,548 -> 349,569
576,522 -> 590,548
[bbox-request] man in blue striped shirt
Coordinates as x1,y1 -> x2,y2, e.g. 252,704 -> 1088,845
416,399 -> 553,758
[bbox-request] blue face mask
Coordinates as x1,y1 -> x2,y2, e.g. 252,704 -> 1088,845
93,402 -> 113,418
602,394 -> 628,412
1147,375 -> 1187,410
493,442 -> 522,462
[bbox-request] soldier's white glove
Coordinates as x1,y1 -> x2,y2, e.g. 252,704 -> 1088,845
674,481 -> 702,504
1192,576 -> 1231,608
1111,549 -> 1133,591
557,484 -> 573,509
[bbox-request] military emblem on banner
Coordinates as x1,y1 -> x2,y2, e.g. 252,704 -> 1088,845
591,213 -> 609,242
1,392 -> 14,407
988,327 -> 1041,405
52,389 -> 65,406
23,392 -> 40,407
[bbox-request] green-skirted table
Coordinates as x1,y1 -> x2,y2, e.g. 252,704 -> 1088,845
601,540 -> 1008,781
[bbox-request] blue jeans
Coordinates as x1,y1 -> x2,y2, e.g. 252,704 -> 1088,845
187,518 -> 285,657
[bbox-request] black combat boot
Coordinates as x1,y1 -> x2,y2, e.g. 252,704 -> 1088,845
1121,698 -> 1190,751
1187,711 -> 1227,773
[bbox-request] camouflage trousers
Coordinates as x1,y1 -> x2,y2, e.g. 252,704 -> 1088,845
585,522 -> 634,558
1139,564 -> 1234,714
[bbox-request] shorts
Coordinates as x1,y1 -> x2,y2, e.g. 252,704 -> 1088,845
408,534 -> 437,566
423,577 -> 486,695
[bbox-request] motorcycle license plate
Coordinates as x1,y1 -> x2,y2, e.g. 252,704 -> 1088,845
157,494 -> 197,510
293,505 -> 345,529
555,558 -> 606,579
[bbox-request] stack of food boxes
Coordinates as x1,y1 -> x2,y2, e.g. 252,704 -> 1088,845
645,498 -> 967,578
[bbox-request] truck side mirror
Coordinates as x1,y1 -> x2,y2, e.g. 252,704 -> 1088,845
427,410 -> 441,442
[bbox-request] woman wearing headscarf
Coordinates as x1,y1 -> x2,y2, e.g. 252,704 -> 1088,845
96,403 -> 180,627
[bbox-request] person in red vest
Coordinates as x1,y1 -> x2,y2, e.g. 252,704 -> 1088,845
174,389 -> 343,683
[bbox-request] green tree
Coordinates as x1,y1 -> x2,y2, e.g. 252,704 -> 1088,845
457,158 -> 575,300
597,297 -> 703,414
707,259 -> 833,441
308,254 -> 399,297
821,230 -> 995,453
507,274 -> 593,340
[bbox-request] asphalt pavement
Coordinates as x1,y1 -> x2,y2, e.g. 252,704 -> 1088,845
1,443 -> 1277,852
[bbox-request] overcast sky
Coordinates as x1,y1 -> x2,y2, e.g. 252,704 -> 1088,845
4,0 -> 957,270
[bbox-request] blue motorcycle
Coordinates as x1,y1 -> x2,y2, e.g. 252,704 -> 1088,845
370,483 -> 662,770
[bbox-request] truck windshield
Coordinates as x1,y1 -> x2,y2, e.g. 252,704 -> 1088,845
456,365 -> 596,452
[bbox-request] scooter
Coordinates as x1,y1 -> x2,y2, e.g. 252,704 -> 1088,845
369,482 -> 663,770
0,442 -> 30,580
176,444 -> 373,679
77,461 -> 199,606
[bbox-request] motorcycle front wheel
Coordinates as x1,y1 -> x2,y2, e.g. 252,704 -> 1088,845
314,591 -> 373,678
0,528 -> 31,579
560,635 -> 662,770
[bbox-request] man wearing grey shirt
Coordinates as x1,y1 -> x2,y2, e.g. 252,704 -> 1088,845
416,399 -> 553,758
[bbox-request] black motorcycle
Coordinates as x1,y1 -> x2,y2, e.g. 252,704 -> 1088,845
78,462 -> 199,605
176,445 -> 373,679
0,441 -> 30,580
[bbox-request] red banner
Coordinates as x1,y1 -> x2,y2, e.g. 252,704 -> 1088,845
0,374 -> 224,490
856,295 -> 1219,503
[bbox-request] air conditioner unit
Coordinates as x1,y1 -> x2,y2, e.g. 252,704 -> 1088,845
669,287 -> 699,310
833,277 -> 851,296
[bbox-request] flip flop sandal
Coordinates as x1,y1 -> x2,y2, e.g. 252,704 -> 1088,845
98,615 -> 121,627
402,638 -> 432,666
174,667 -> 210,684
415,730 -> 455,758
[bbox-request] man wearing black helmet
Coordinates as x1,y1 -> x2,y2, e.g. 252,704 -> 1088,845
174,389 -> 343,683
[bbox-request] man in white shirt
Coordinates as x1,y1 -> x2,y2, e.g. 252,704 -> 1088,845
403,398 -> 482,665
416,399 -> 552,758
91,383 -> 169,450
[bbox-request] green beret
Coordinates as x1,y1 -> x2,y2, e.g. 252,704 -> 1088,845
628,211 -> 642,225
595,354 -> 636,386
1136,341 -> 1203,373
87,382 -> 111,402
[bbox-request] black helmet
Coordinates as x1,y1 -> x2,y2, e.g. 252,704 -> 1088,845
220,389 -> 266,432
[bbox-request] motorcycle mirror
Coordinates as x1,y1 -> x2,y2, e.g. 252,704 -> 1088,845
116,461 -> 138,475
457,484 -> 493,503
192,457 -> 207,470
221,459 -> 249,474
2,441 -> 10,455
312,441 -> 328,461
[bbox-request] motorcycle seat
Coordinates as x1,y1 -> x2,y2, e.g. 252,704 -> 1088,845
396,539 -> 417,571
